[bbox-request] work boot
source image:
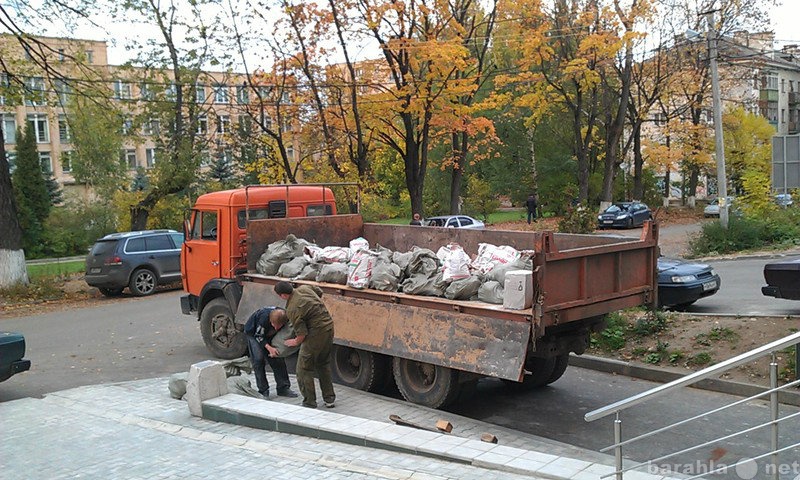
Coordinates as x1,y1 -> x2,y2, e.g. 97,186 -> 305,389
259,389 -> 270,399
276,388 -> 298,398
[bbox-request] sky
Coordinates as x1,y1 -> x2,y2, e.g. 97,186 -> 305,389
46,0 -> 800,67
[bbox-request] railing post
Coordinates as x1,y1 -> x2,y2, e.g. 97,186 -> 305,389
770,353 -> 779,480
795,342 -> 799,381
615,412 -> 623,480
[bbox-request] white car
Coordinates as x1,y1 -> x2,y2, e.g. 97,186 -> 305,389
424,215 -> 485,229
703,197 -> 734,217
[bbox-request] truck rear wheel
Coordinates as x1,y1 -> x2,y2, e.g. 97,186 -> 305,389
392,357 -> 460,409
546,354 -> 570,385
503,356 -> 556,391
331,346 -> 389,393
200,298 -> 247,359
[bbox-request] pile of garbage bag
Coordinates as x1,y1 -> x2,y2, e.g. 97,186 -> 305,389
255,235 -> 534,305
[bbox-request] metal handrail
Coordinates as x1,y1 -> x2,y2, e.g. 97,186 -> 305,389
682,442 -> 800,480
598,378 -> 800,452
599,410 -> 800,478
585,330 -> 800,422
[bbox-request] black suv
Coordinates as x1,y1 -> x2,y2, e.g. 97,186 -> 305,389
85,229 -> 184,297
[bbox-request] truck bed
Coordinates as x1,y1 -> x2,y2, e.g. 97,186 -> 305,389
237,214 -> 658,382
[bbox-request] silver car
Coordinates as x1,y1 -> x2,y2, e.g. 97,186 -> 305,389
424,215 -> 485,229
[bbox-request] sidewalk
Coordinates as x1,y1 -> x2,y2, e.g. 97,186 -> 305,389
0,373 -> 678,480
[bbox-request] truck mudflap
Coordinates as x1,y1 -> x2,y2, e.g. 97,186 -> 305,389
237,280 -> 531,382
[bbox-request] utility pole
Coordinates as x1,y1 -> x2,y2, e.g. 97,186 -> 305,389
705,9 -> 729,228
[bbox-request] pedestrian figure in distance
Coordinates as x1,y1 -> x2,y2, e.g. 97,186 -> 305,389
526,193 -> 538,224
274,281 -> 336,409
243,306 -> 298,399
410,213 -> 423,226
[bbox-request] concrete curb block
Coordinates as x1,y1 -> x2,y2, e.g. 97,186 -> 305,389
569,354 -> 800,407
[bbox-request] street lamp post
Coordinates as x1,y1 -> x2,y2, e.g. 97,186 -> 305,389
705,9 -> 729,229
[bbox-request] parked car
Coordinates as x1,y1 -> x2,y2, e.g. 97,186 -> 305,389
597,202 -> 652,229
774,193 -> 793,208
424,215 -> 485,229
703,197 -> 735,217
85,229 -> 184,297
761,256 -> 800,300
657,257 -> 721,309
0,332 -> 31,382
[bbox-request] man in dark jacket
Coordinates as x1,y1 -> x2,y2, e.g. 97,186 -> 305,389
526,194 -> 538,224
275,281 -> 335,409
243,306 -> 298,399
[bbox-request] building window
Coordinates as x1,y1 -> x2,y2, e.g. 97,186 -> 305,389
140,83 -> 154,100
59,114 -> 71,142
2,114 -> 16,144
146,148 -> 156,168
763,74 -> 779,90
143,118 -> 160,136
27,114 -> 50,143
165,83 -> 176,101
281,91 -> 290,103
237,115 -> 252,134
781,79 -> 786,93
54,79 -> 71,104
61,151 -> 72,173
213,84 -> 229,104
7,151 -> 17,174
281,117 -> 291,133
236,85 -> 249,104
39,151 -> 52,174
781,108 -> 786,123
24,76 -> 46,106
120,149 -> 137,170
114,80 -> 132,99
86,50 -> 94,63
195,84 -> 206,103
58,48 -> 65,62
263,114 -> 273,131
217,115 -> 230,134
197,115 -> 208,134
0,72 -> 8,105
790,80 -> 795,93
286,146 -> 294,161
122,116 -> 134,135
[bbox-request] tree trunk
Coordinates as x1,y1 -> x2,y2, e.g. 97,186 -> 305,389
632,124 -> 644,200
0,126 -> 29,287
449,131 -> 467,214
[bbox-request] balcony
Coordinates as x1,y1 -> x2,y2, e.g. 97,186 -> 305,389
790,91 -> 800,104
789,121 -> 799,134
760,89 -> 779,101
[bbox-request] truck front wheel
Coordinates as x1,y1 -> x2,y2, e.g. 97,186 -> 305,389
200,298 -> 247,359
392,357 -> 460,409
546,354 -> 570,385
503,356 -> 556,391
331,346 -> 390,393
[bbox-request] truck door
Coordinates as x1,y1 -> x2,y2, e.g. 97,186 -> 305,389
183,209 -> 222,295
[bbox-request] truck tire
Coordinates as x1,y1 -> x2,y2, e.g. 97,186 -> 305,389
546,354 -> 570,385
502,356 -> 556,391
331,346 -> 389,393
200,297 -> 247,359
392,357 -> 461,409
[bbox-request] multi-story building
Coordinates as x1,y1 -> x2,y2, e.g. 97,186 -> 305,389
0,35 -> 301,199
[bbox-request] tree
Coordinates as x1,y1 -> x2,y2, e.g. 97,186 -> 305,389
0,120 -> 27,287
12,125 -> 51,254
723,106 -> 774,214
45,171 -> 63,205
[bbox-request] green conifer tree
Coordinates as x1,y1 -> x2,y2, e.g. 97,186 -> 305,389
12,125 -> 51,254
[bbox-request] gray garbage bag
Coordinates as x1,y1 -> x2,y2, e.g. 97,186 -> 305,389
168,372 -> 188,400
270,325 -> 300,358
227,375 -> 262,398
256,234 -> 311,275
277,256 -> 309,278
220,356 -> 253,377
444,275 -> 482,300
401,272 -> 445,297
295,262 -> 322,280
316,262 -> 348,284
392,251 -> 413,272
407,248 -> 439,276
478,280 -> 504,304
369,261 -> 403,291
486,260 -> 530,284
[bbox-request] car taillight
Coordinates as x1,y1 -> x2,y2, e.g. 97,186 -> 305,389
105,256 -> 123,266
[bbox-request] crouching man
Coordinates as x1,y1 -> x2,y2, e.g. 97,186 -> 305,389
243,306 -> 299,399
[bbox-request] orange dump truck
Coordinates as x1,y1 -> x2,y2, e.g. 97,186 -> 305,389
181,185 -> 659,408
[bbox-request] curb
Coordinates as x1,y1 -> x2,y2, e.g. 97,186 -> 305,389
569,354 -> 800,407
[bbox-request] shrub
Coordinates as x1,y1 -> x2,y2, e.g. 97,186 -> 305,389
689,208 -> 800,257
592,312 -> 628,351
558,204 -> 596,234
632,311 -> 668,336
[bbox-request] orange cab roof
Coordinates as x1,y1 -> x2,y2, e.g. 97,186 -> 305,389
195,185 -> 337,208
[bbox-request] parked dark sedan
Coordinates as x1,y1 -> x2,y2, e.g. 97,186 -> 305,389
658,257 -> 721,309
761,257 -> 800,299
597,202 -> 652,229
0,332 -> 31,382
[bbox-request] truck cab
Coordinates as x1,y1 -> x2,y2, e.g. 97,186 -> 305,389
180,185 -> 337,358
